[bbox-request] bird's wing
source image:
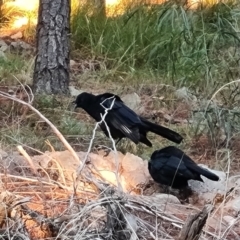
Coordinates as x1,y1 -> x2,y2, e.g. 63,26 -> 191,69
182,155 -> 219,181
100,96 -> 142,143
152,154 -> 196,179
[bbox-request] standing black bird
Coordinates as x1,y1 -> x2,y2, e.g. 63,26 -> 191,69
73,92 -> 183,146
148,146 -> 219,189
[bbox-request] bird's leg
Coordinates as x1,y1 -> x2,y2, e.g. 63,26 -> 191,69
179,187 -> 192,203
93,138 -> 122,157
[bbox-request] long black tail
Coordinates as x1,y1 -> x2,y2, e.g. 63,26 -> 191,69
197,167 -> 219,181
140,118 -> 183,144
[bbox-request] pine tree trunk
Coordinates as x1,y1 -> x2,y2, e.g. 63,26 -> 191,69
33,0 -> 70,95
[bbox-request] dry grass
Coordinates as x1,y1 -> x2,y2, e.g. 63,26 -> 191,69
0,89 -> 240,239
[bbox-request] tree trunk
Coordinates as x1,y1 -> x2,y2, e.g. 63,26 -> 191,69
33,0 -> 70,95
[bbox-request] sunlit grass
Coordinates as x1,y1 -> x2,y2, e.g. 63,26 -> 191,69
71,1 -> 240,94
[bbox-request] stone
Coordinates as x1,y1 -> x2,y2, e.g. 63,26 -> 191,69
122,93 -> 142,112
90,151 -> 125,187
125,213 -> 138,232
0,50 -> 6,59
70,59 -> 77,67
225,197 -> 240,212
188,165 -> 226,201
121,153 -> 151,191
10,40 -> 34,51
10,31 -> 23,39
188,165 -> 226,194
0,39 -> 8,52
0,150 -> 8,159
153,193 -> 181,204
90,151 -> 151,192
223,215 -> 235,226
175,87 -> 197,103
69,86 -> 83,97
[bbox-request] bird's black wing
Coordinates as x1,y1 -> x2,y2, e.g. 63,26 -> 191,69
100,94 -> 142,143
151,153 -> 196,180
182,155 -> 219,181
156,147 -> 219,181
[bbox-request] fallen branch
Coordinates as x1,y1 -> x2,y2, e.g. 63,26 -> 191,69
178,204 -> 213,240
0,91 -> 80,165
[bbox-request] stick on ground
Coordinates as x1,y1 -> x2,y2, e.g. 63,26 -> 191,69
178,204 -> 213,240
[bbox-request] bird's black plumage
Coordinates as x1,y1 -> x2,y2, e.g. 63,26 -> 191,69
73,92 -> 183,146
148,146 -> 219,189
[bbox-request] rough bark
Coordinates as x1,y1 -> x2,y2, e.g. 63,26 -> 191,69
33,0 -> 70,95
178,204 -> 213,240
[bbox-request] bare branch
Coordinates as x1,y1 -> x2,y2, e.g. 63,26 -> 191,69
0,91 -> 80,164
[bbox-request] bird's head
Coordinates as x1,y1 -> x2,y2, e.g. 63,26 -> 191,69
73,92 -> 93,110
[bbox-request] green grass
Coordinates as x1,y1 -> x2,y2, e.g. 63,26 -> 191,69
71,1 -> 240,93
0,0 -> 240,159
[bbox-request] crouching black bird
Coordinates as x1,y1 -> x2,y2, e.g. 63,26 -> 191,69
148,146 -> 219,189
73,92 -> 183,147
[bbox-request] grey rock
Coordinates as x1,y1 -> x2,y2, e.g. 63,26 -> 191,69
0,39 -> 8,52
122,93 -> 142,112
226,197 -> 240,212
0,150 -> 8,159
10,40 -> 34,50
223,215 -> 236,225
125,213 -> 138,232
153,193 -> 181,204
70,59 -> 77,67
175,87 -> 197,102
227,175 -> 240,189
11,31 -> 23,39
0,50 -> 6,59
69,86 -> 83,97
189,165 -> 226,201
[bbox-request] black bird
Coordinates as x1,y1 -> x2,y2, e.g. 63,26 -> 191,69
148,146 -> 219,189
73,92 -> 183,147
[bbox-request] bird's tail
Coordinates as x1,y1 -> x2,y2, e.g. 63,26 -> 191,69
141,118 -> 183,144
197,167 -> 219,181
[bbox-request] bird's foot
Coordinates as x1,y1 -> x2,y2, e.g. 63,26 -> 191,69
93,144 -> 112,157
178,187 -> 193,203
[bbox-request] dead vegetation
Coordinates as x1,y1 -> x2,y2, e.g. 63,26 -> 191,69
1,88 -> 240,239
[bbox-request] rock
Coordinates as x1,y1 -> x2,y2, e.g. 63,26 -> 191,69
121,153 -> 150,191
153,193 -> 181,204
90,151 -> 125,187
223,215 -> 235,225
125,213 -> 138,232
3,149 -> 151,194
175,87 -> 197,102
19,41 -> 34,50
83,205 -> 107,231
227,175 -> 240,191
11,31 -> 23,39
0,39 -> 8,52
70,59 -> 77,67
225,197 -> 240,212
189,165 -> 226,193
90,151 -> 150,192
0,50 -> 6,59
0,150 -> 8,159
188,165 -> 226,201
32,150 -> 81,182
69,86 -> 83,97
10,40 -> 34,51
122,93 -> 142,112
